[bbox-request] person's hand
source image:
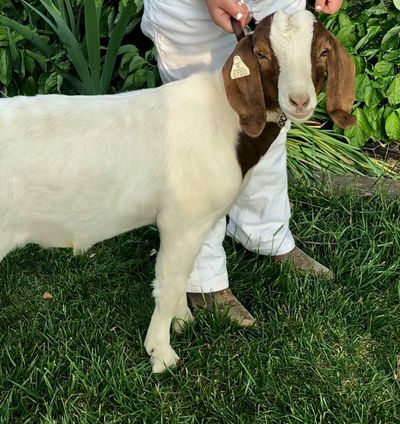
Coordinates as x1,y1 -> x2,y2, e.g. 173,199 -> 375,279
315,0 -> 343,14
205,0 -> 251,32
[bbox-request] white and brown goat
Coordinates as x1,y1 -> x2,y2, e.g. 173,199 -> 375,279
0,11 -> 356,372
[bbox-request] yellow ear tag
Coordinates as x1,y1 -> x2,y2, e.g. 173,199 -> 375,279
230,55 -> 250,79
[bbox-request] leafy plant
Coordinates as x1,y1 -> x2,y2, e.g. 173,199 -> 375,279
321,0 -> 400,147
0,0 -> 158,95
287,122 -> 398,180
0,1 -> 50,96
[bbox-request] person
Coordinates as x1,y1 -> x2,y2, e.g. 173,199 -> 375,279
141,0 -> 343,327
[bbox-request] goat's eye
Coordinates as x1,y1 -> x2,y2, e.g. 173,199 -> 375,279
320,48 -> 328,57
255,50 -> 268,60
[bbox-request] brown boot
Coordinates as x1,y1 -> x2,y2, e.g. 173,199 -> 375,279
274,246 -> 334,279
187,288 -> 256,328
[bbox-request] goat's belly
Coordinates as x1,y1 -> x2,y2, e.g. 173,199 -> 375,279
24,205 -> 157,253
30,223 -> 86,250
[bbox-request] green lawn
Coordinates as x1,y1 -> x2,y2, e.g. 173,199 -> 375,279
0,183 -> 399,423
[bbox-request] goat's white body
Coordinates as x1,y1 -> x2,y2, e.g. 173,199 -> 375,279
0,73 -> 244,372
0,73 -> 242,257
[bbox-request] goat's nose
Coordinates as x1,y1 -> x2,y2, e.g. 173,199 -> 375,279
289,94 -> 310,110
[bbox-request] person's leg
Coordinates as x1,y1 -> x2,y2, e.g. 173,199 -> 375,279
226,0 -> 332,277
141,0 -> 255,326
227,127 -> 294,256
227,126 -> 333,277
185,217 -> 255,327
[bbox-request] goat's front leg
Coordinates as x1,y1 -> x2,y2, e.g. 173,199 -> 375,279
144,224 -> 209,373
172,292 -> 193,333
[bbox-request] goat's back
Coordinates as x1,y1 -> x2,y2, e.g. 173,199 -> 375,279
0,73 -> 242,254
0,89 -> 169,251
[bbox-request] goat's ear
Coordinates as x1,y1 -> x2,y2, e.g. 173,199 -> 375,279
326,34 -> 357,129
222,37 -> 266,138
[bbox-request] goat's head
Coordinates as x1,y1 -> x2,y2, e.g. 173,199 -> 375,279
222,10 -> 357,138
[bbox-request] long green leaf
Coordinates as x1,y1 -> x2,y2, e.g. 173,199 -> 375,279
53,64 -> 86,94
55,0 -> 68,28
64,0 -> 77,39
0,48 -> 12,86
28,0 -> 94,93
0,15 -> 54,57
99,0 -> 136,94
6,28 -> 19,66
55,0 -> 77,38
22,1 -> 59,35
85,0 -> 101,92
287,123 -> 398,180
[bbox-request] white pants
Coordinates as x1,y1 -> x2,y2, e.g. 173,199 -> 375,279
141,0 -> 305,293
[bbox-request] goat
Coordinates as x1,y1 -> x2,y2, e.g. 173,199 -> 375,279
0,10 -> 356,372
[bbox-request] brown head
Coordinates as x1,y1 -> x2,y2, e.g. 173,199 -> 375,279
222,10 -> 357,138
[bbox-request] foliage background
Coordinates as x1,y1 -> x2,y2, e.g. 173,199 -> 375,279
320,0 -> 400,147
0,0 -> 158,96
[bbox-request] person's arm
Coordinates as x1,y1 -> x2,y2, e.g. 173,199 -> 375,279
205,0 -> 250,32
315,0 -> 343,14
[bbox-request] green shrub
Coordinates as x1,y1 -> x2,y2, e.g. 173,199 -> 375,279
0,1 -> 50,96
321,0 -> 400,147
0,0 -> 159,95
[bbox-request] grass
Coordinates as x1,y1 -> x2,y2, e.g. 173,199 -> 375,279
0,182 -> 399,423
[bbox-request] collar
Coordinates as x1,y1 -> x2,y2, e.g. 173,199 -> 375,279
231,17 -> 257,41
277,111 -> 288,128
266,110 -> 288,128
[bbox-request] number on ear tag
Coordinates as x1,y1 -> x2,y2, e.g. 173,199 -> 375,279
230,55 -> 250,79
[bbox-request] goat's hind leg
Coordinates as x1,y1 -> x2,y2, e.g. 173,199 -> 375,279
144,224 -> 208,373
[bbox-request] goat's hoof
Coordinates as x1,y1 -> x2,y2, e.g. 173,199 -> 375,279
173,308 -> 193,333
150,346 -> 179,373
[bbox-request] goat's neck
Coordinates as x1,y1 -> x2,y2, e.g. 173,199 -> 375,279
212,71 -> 283,178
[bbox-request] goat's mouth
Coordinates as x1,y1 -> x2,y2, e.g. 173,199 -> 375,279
283,110 -> 314,123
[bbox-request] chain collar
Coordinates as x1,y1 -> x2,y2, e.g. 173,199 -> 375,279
277,111 -> 288,128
